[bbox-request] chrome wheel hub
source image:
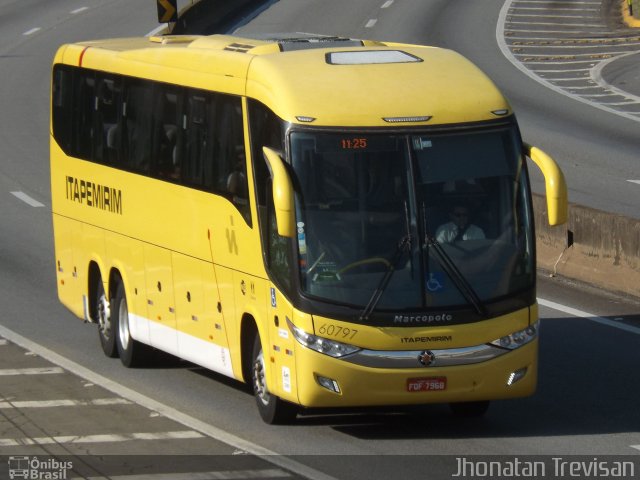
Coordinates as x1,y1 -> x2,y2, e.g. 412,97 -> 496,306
253,349 -> 270,406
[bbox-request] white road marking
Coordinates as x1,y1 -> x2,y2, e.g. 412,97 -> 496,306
566,85 -> 606,90
632,445 -> 640,451
506,21 -> 605,27
581,93 -> 633,98
0,398 -> 132,409
591,52 -> 640,104
365,19 -> 378,28
534,68 -> 592,73
515,50 -> 638,59
628,180 -> 640,185
508,42 -> 639,49
508,14 -> 599,19
0,431 -> 204,447
497,0 -> 640,123
538,298 -> 640,335
70,7 -> 89,14
521,60 -> 598,66
507,31 -> 614,38
74,469 -> 291,480
23,27 -> 41,36
512,7 -> 599,12
381,0 -> 394,8
0,367 -> 64,375
11,191 -> 45,207
0,324 -> 339,480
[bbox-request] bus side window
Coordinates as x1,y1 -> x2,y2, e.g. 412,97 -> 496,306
122,79 -> 153,173
73,70 -> 96,161
52,66 -> 73,153
248,99 -> 284,209
152,85 -> 182,180
247,99 -> 291,291
184,92 -> 210,186
94,75 -> 122,165
214,96 -> 249,219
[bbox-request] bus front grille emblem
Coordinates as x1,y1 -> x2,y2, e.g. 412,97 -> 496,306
418,350 -> 436,367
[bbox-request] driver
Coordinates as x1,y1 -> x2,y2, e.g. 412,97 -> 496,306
436,204 -> 485,243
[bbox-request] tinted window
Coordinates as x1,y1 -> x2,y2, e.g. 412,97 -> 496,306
122,79 -> 153,173
51,66 -> 252,224
94,76 -> 121,165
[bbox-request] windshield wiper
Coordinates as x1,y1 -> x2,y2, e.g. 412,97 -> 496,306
422,203 -> 487,318
359,202 -> 412,322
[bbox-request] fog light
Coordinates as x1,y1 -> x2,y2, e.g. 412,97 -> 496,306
507,367 -> 528,386
316,374 -> 341,394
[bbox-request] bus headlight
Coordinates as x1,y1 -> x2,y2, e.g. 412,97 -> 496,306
491,322 -> 538,350
287,318 -> 361,358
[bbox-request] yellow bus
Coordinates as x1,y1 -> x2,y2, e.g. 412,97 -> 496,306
51,33 -> 567,423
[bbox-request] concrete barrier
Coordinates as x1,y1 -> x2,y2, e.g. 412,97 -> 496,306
534,194 -> 640,298
622,0 -> 640,22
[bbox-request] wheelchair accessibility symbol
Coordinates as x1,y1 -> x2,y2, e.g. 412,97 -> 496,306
426,272 -> 445,292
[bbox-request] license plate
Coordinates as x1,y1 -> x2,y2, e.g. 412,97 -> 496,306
407,377 -> 447,392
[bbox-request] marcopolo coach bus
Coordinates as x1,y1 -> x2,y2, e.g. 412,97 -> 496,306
51,33 -> 567,423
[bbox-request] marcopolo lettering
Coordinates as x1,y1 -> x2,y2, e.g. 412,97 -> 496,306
394,314 -> 453,324
65,176 -> 122,215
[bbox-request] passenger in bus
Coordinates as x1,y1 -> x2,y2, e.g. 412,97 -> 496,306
435,204 -> 485,243
157,124 -> 179,179
226,146 -> 248,204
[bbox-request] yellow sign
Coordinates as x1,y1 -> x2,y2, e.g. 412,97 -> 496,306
156,0 -> 177,23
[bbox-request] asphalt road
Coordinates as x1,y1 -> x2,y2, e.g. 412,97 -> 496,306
0,1 -> 639,479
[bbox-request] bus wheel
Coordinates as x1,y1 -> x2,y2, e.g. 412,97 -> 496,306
96,280 -> 117,358
449,400 -> 490,418
251,335 -> 298,424
113,280 -> 151,367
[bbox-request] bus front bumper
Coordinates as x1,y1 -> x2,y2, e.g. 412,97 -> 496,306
292,339 -> 538,408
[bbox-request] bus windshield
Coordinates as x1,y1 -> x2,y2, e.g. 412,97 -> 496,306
290,126 -> 534,313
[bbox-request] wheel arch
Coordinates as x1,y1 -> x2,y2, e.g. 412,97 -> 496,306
87,261 -> 103,323
240,313 -> 258,385
108,266 -> 125,302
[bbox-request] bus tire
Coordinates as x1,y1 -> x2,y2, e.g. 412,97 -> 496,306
251,335 -> 298,424
96,279 -> 118,358
449,400 -> 490,418
113,279 -> 151,367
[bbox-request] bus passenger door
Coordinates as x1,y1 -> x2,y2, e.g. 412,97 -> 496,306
143,244 -> 177,354
211,264 -> 239,379
172,252 -> 233,376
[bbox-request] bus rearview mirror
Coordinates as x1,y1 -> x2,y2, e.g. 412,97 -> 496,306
524,143 -> 568,226
263,147 -> 296,238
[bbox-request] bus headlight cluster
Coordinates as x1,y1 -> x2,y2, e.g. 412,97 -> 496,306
287,318 -> 361,358
491,322 -> 538,350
